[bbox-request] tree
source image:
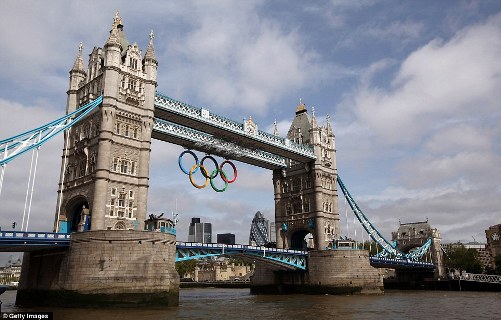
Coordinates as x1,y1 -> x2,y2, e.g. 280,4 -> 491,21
444,243 -> 483,274
175,260 -> 197,278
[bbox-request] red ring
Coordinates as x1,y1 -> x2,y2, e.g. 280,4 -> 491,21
219,160 -> 237,183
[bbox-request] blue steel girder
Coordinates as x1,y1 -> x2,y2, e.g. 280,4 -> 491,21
0,96 -> 103,166
152,119 -> 286,169
0,231 -> 71,252
337,175 -> 432,262
154,93 -> 316,164
370,257 -> 435,270
176,242 -> 307,270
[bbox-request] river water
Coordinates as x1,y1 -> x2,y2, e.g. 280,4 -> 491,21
1,288 -> 500,320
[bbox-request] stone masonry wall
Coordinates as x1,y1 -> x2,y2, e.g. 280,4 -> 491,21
16,230 -> 179,307
307,250 -> 383,294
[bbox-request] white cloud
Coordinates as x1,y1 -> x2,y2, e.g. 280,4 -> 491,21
354,14 -> 501,145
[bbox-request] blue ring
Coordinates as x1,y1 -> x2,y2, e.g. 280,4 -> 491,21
179,150 -> 199,175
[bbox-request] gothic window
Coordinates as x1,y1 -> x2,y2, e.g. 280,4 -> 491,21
83,125 -> 89,138
293,202 -> 302,214
128,201 -> 133,218
121,77 -> 126,89
129,57 -> 138,70
128,79 -> 136,91
283,182 -> 289,193
113,158 -> 119,172
125,125 -> 129,137
118,193 -> 126,208
130,162 -> 136,175
286,205 -> 292,215
89,153 -> 96,173
109,199 -> 115,216
115,122 -> 120,135
120,159 -> 128,174
303,200 -> 310,213
133,127 -> 138,139
79,159 -> 86,177
305,177 -> 312,189
292,178 -> 301,191
114,221 -> 126,230
117,211 -> 125,218
129,190 -> 134,198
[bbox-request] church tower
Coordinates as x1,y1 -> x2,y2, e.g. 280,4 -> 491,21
54,13 -> 158,232
273,100 -> 339,250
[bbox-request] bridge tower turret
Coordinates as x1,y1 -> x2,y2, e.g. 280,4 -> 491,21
54,12 -> 157,233
273,101 -> 339,250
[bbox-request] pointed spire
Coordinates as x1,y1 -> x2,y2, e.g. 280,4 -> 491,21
144,29 -> 157,63
106,24 -> 121,48
326,114 -> 333,133
71,42 -> 85,72
296,98 -> 307,115
310,106 -> 318,128
112,11 -> 123,30
106,12 -> 122,49
273,120 -> 279,136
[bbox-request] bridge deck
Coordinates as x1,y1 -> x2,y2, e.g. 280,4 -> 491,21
154,93 -> 316,165
152,119 -> 286,169
0,231 -> 70,252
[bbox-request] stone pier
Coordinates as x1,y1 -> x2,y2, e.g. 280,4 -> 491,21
16,230 -> 179,307
251,249 -> 383,295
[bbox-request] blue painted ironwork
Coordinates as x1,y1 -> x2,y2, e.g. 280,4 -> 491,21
153,118 -> 287,168
176,242 -> 307,270
0,96 -> 103,166
154,93 -> 316,160
337,175 -> 432,261
0,231 -> 70,252
369,257 -> 435,269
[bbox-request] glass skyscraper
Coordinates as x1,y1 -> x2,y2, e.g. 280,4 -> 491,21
249,211 -> 269,246
188,218 -> 212,243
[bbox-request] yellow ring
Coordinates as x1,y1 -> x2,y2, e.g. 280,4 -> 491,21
189,164 -> 209,189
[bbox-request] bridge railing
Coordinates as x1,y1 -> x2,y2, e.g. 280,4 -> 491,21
176,242 -> 307,255
0,231 -> 71,240
460,273 -> 501,284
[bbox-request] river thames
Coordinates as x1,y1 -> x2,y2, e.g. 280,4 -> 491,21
1,288 -> 500,319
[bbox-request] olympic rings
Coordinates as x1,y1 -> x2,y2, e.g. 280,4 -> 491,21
179,150 -> 199,175
220,160 -> 237,183
210,168 -> 228,192
189,164 -> 209,189
178,150 -> 238,192
201,155 -> 219,179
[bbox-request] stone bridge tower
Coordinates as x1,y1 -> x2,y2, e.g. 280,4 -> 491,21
54,13 -> 158,232
392,220 -> 445,279
273,101 -> 339,250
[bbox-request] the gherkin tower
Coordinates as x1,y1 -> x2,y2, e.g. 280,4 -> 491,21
249,211 -> 269,246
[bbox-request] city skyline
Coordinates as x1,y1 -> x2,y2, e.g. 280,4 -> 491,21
0,1 -> 500,253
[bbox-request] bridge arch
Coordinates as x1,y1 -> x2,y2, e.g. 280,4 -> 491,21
64,196 -> 90,232
289,228 -> 314,250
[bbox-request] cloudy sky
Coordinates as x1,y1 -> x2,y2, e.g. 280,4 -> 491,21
1,1 -> 500,263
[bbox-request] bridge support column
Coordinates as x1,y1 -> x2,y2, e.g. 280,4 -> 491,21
16,230 -> 179,307
251,249 -> 383,295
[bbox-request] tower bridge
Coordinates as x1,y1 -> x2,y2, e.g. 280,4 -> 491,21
0,13 -> 436,307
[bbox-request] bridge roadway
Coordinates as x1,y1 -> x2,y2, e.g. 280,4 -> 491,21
153,93 -> 316,169
0,231 -> 435,270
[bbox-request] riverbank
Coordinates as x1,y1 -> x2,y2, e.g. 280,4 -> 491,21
180,281 -> 251,289
384,279 -> 501,292
181,279 -> 501,292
